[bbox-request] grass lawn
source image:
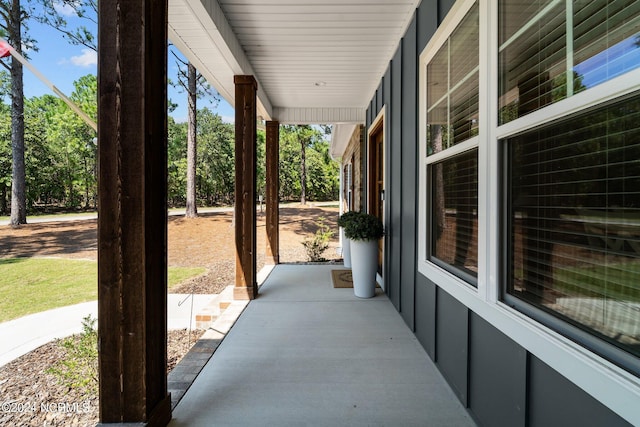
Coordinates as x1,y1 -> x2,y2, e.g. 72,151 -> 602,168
0,258 -> 206,322
554,261 -> 640,302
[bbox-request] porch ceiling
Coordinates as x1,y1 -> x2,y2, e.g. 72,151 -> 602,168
168,0 -> 420,124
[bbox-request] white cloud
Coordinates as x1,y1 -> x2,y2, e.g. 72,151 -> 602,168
53,1 -> 77,17
70,49 -> 97,67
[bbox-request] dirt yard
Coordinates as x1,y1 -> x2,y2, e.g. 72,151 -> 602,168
0,204 -> 342,294
0,204 -> 341,426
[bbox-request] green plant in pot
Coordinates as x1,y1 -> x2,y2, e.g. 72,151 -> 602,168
337,210 -> 361,268
343,212 -> 384,298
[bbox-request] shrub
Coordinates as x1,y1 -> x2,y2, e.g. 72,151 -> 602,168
302,217 -> 334,262
343,212 -> 384,241
47,315 -> 98,394
337,210 -> 361,228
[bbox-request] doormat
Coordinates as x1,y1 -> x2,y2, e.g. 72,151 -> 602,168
331,269 -> 353,288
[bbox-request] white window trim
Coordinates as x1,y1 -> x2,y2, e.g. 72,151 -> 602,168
418,1 -> 640,424
496,68 -> 640,140
424,137 -> 478,165
479,0 -> 494,304
418,0 -> 479,287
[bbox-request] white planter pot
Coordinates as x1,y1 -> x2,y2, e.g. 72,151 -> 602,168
342,235 -> 352,268
350,239 -> 378,298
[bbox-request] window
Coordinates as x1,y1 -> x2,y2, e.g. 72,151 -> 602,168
574,1 -> 640,89
427,3 -> 479,155
424,2 -> 479,284
344,162 -> 353,211
499,0 -> 640,125
417,0 -> 640,407
498,0 -> 640,376
504,92 -> 640,369
430,149 -> 478,282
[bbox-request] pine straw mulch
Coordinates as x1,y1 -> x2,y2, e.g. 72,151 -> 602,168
0,204 -> 341,425
0,329 -> 203,426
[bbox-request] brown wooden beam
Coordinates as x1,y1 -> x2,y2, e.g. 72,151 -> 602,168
265,120 -> 280,264
234,75 -> 258,300
98,0 -> 171,425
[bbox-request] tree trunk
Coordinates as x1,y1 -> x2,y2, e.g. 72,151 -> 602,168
66,150 -> 74,207
84,156 -> 90,208
9,0 -> 26,226
185,62 -> 198,218
0,184 -> 6,215
300,129 -> 306,205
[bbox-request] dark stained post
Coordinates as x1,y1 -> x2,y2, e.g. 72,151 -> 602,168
265,120 -> 280,264
98,0 -> 171,425
234,75 -> 258,300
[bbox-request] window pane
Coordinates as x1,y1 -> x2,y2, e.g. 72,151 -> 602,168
427,44 -> 450,155
451,71 -> 479,145
427,100 -> 449,155
426,2 -> 479,155
499,0 -> 640,125
499,1 -> 566,124
430,149 -> 479,280
506,92 -> 640,359
450,4 -> 479,87
574,0 -> 640,90
499,0 -> 552,45
427,45 -> 449,107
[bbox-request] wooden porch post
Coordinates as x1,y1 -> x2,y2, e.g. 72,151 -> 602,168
265,120 -> 280,264
234,75 -> 258,300
98,0 -> 171,425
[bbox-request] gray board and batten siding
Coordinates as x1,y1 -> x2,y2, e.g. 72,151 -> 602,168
364,0 -> 632,425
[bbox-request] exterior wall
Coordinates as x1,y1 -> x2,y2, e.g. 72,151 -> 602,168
341,125 -> 365,213
387,47 -> 402,311
412,275 -> 630,427
365,0 -> 637,425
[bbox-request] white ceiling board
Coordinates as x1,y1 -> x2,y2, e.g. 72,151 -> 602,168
169,0 -> 274,120
170,0 -> 421,123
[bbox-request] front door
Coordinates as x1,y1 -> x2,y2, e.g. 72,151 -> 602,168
369,117 -> 384,276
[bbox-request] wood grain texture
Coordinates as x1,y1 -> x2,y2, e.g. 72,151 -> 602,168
98,0 -> 170,424
234,75 -> 258,299
265,120 -> 280,264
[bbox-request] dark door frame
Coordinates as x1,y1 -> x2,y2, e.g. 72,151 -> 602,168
368,108 -> 386,280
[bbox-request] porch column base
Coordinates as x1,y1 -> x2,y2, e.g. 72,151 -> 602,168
96,394 -> 171,427
234,286 -> 257,300
265,255 -> 279,265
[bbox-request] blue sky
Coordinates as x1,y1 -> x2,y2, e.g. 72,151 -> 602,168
14,3 -> 234,124
573,35 -> 640,90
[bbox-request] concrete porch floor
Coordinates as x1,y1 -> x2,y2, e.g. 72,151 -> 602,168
170,264 -> 475,426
